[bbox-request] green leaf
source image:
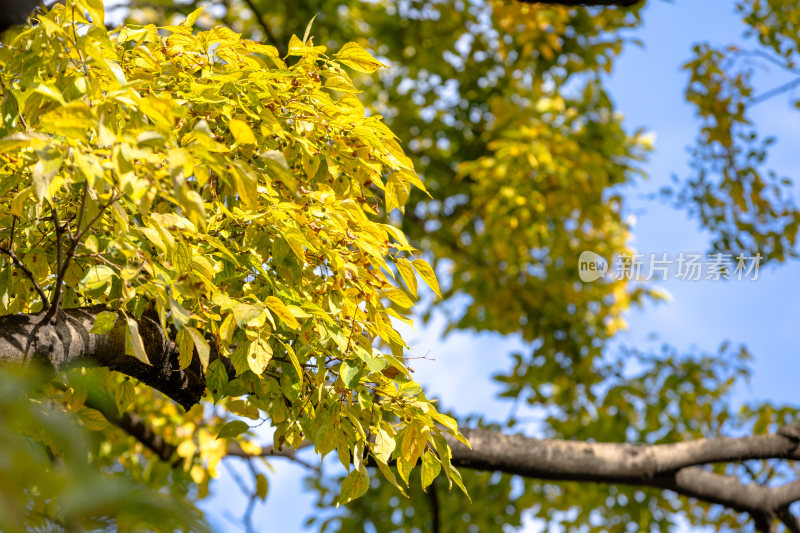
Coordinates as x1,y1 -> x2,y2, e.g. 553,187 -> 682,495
232,301 -> 262,327
206,359 -> 229,403
448,464 -> 471,502
78,407 -> 109,431
115,380 -> 136,413
80,265 -> 115,292
90,311 -> 118,334
421,450 -> 441,490
176,328 -> 194,370
340,359 -> 362,388
396,456 -> 412,485
169,294 -> 192,327
216,420 -> 249,440
256,473 -> 268,500
338,465 -> 369,505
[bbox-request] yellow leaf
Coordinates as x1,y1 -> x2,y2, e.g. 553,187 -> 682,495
186,326 -> 210,370
412,259 -> 442,299
84,0 -> 105,26
39,101 -> 95,140
336,42 -> 387,73
385,172 -> 410,214
421,450 -> 441,490
247,334 -> 273,375
126,316 -> 151,365
90,311 -> 118,334
373,427 -> 396,464
33,84 -> 66,105
264,296 -> 301,330
78,407 -> 109,431
401,423 -> 427,468
182,4 -> 206,26
323,74 -> 360,94
395,257 -> 418,298
383,287 -> 414,309
229,118 -> 256,145
282,341 -> 303,383
10,187 -> 31,217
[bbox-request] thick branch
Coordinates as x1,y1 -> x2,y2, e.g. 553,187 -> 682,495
0,0 -> 41,32
777,506 -> 800,533
444,428 -> 800,516
0,307 -> 205,409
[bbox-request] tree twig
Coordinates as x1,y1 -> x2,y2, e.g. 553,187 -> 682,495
0,245 -> 50,309
49,191 -> 123,311
239,0 -> 284,55
749,77 -> 800,106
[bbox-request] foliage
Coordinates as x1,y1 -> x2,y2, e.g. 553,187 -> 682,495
0,0 -> 465,526
0,366 -> 208,533
1,0 -> 800,531
677,0 -> 800,263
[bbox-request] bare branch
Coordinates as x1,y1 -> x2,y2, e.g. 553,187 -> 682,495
239,0 -> 285,55
750,77 -> 800,106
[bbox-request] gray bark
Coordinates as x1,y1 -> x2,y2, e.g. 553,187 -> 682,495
445,428 -> 800,521
0,307 -> 205,409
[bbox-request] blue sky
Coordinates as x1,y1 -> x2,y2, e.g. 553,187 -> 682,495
201,0 -> 800,530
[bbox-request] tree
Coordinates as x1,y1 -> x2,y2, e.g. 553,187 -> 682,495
1,0 -> 799,532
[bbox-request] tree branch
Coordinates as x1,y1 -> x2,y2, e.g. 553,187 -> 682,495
0,245 -> 50,309
6,308 -> 800,523
239,0 -> 284,55
0,306 -> 205,409
227,440 -> 319,471
49,192 -> 122,312
777,506 -> 800,533
443,428 -> 800,517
